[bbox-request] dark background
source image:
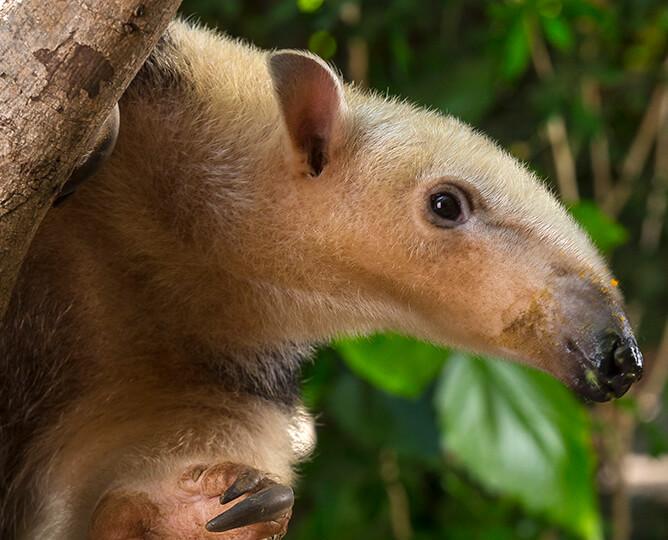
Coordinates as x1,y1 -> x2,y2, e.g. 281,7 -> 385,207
178,1 -> 668,538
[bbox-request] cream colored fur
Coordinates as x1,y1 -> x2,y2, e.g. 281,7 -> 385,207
14,20 -> 628,539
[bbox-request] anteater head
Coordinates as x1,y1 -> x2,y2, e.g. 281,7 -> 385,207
263,50 -> 642,402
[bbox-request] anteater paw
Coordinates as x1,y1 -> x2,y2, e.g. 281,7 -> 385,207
198,465 -> 294,540
89,463 -> 293,540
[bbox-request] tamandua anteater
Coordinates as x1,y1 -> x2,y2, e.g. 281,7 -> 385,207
0,20 -> 643,540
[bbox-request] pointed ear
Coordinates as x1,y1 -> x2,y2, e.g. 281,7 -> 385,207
268,51 -> 346,177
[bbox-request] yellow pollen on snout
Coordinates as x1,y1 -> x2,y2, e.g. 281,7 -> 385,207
585,369 -> 600,389
610,278 -> 619,288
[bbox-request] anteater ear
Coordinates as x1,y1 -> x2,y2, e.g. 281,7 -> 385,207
268,51 -> 345,177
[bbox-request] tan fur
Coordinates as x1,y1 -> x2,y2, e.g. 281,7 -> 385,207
5,20 -> 634,539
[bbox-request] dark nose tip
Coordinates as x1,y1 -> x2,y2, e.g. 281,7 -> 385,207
597,332 -> 643,397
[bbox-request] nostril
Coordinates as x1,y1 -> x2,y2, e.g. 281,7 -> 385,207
599,341 -> 621,381
598,335 -> 643,384
595,330 -> 620,378
614,345 -> 633,375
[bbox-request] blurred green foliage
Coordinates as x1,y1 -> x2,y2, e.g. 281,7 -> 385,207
437,355 -> 599,539
569,201 -> 629,253
179,1 -> 668,538
335,334 -> 447,398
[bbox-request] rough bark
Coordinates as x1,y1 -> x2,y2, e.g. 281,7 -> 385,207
0,0 -> 182,317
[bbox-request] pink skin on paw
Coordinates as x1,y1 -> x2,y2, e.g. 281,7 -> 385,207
89,463 -> 291,540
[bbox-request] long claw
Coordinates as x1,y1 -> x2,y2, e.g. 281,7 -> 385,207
220,469 -> 265,504
206,485 -> 294,533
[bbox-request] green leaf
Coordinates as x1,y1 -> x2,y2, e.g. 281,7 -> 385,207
537,0 -> 562,19
435,354 -> 601,540
502,18 -> 531,80
308,30 -> 337,59
334,333 -> 448,398
297,0 -> 323,14
569,200 -> 629,253
541,16 -> 574,52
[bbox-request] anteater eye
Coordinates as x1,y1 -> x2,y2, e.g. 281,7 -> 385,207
428,188 -> 470,227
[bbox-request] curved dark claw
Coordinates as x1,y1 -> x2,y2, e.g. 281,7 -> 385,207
206,484 -> 294,533
220,468 -> 265,504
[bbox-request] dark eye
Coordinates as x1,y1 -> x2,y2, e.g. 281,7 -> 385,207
428,188 -> 470,227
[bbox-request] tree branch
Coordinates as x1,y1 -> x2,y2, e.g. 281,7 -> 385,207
380,449 -> 413,540
639,88 -> 668,250
603,56 -> 668,217
528,21 -> 579,204
0,0 -> 181,317
582,78 -> 613,205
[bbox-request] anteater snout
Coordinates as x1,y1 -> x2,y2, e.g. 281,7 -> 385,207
556,276 -> 643,402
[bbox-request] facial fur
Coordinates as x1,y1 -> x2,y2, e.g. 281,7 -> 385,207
114,22 -> 640,397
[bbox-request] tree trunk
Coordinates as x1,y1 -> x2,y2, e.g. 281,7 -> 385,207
0,0 -> 182,317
